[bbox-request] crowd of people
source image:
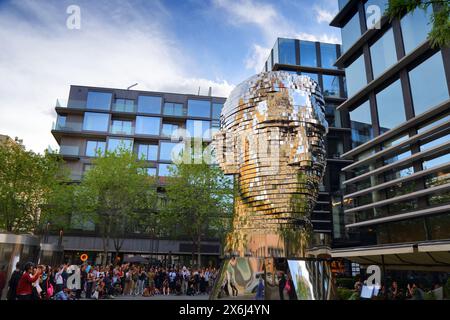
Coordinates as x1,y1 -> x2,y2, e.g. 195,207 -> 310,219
5,261 -> 220,300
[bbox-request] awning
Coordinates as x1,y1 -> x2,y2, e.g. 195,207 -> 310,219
331,241 -> 450,272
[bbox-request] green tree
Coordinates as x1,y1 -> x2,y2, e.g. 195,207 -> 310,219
77,147 -> 157,265
0,137 -> 70,234
160,153 -> 234,267
386,0 -> 450,48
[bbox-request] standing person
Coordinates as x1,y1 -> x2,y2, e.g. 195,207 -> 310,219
7,262 -> 22,301
278,272 -> 286,300
16,263 -> 42,300
181,266 -> 190,295
169,268 -> 177,294
137,268 -> 147,295
86,268 -> 95,299
0,265 -> 6,299
54,265 -> 67,294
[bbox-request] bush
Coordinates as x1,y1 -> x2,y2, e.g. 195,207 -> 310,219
444,278 -> 450,299
337,287 -> 354,300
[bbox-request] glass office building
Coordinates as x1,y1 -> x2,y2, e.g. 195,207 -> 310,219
51,86 -> 225,265
330,1 -> 450,270
263,38 -> 352,251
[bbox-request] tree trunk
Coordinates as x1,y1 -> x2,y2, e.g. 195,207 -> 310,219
197,233 -> 202,268
102,220 -> 110,267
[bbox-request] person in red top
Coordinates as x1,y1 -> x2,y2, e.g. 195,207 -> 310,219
16,262 -> 42,300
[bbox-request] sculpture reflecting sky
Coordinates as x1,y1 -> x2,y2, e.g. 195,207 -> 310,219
215,71 -> 328,258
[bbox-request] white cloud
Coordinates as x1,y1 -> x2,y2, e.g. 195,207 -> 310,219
314,6 -> 336,24
0,0 -> 234,153
244,44 -> 271,73
214,0 -> 341,72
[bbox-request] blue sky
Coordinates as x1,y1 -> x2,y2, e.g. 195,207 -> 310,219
0,0 -> 341,152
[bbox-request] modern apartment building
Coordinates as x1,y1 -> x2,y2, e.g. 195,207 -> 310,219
51,85 -> 226,265
263,38 -> 352,253
330,0 -> 450,271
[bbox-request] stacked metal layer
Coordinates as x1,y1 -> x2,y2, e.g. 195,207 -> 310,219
214,71 -> 328,257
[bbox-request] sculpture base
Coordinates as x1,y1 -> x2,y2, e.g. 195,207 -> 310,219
210,257 -> 336,300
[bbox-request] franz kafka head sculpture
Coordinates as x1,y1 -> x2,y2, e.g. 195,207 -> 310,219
214,71 -> 328,258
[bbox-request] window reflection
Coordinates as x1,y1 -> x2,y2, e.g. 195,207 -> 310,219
409,52 -> 449,116
300,40 -> 317,67
341,12 -> 362,52
322,75 -> 341,97
138,144 -> 158,161
107,138 -> 133,153
370,28 -> 397,79
345,54 -> 366,97
83,112 -> 109,132
320,43 -> 337,69
376,79 -> 405,133
135,116 -> 160,135
137,96 -> 162,114
85,140 -> 106,157
86,91 -> 112,110
278,38 -> 296,65
350,101 -> 373,148
401,6 -> 432,54
187,100 -> 211,118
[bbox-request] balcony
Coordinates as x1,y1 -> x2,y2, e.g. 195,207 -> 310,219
52,121 -> 83,132
110,124 -> 134,135
112,102 -> 136,113
59,145 -> 80,159
55,98 -> 86,109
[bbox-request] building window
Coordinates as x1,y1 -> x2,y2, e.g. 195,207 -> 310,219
320,43 -> 337,69
137,96 -> 162,114
278,38 -> 296,65
187,100 -> 211,118
401,6 -> 432,55
212,103 -> 223,120
163,102 -> 185,116
322,75 -> 341,97
56,115 -> 67,129
370,28 -> 397,79
113,99 -> 135,112
159,142 -> 184,162
137,144 -> 158,161
376,79 -> 405,133
158,163 -> 172,177
341,11 -> 362,52
364,0 -> 388,29
83,112 -> 109,132
350,101 -> 373,148
299,40 -> 317,67
161,123 -> 180,138
409,52 -> 449,116
186,120 -> 211,139
325,104 -> 342,128
107,138 -> 133,153
110,119 -> 133,135
86,91 -> 112,110
135,116 -> 161,135
422,151 -> 450,170
428,214 -> 450,240
85,140 -> 106,157
144,167 -> 157,176
345,54 -> 367,97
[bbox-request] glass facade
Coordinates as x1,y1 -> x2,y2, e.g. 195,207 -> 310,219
86,91 -> 112,110
158,163 -> 171,176
409,52 -> 449,116
341,12 -> 362,52
186,119 -> 211,139
370,29 -> 397,79
137,96 -> 162,114
159,141 -> 183,162
137,144 -> 158,161
187,100 -> 211,117
350,101 -> 373,148
212,103 -> 223,120
277,38 -> 296,65
365,0 -> 388,29
346,54 -> 366,97
135,116 -> 161,135
107,138 -> 133,153
320,43 -> 337,69
111,119 -> 133,135
113,99 -> 135,112
322,75 -> 340,97
300,40 -> 317,67
163,102 -> 185,116
83,112 -> 109,132
161,123 -> 179,137
401,6 -> 432,55
376,79 -> 405,133
85,140 -> 106,157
